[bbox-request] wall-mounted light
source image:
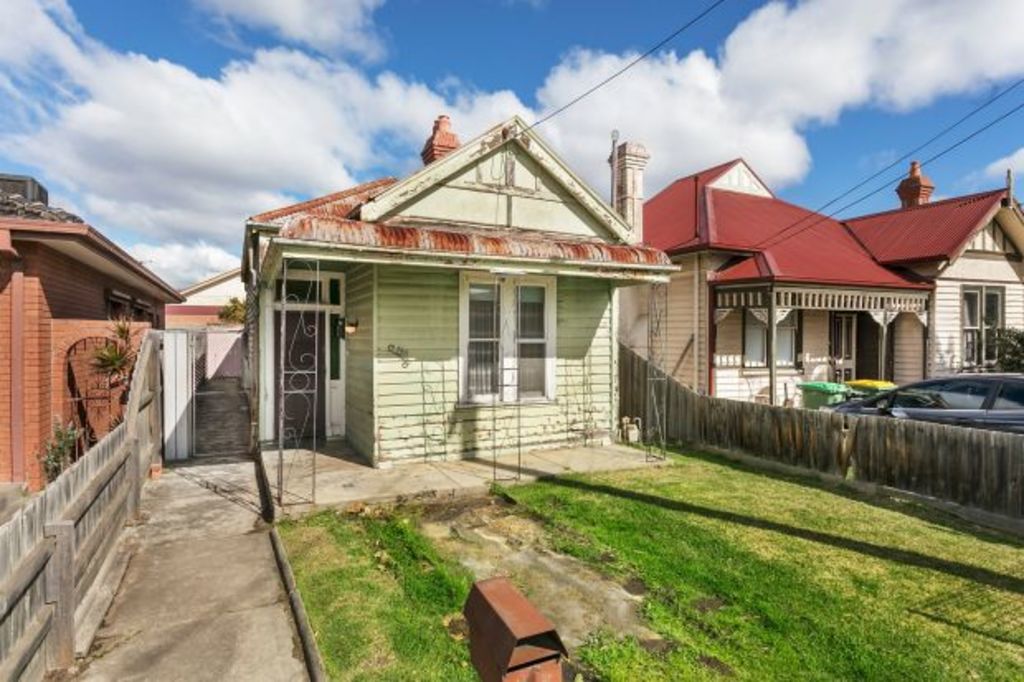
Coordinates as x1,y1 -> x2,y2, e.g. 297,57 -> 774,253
339,317 -> 359,339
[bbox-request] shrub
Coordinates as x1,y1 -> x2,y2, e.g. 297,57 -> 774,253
218,297 -> 246,324
995,328 -> 1024,372
40,422 -> 80,482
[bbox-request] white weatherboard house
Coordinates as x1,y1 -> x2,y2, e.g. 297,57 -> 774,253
242,116 -> 674,466
623,159 -> 1024,405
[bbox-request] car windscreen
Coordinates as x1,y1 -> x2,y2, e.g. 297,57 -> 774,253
889,379 -> 992,410
993,381 -> 1024,409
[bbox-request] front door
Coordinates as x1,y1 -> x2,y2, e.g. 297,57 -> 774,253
831,313 -> 857,382
275,310 -> 326,443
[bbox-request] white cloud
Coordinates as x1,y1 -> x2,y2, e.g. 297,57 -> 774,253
193,0 -> 387,60
3,0 -> 1024,270
535,48 -> 811,195
129,241 -> 239,288
536,0 -> 1024,195
0,17 -> 528,246
985,148 -> 1024,180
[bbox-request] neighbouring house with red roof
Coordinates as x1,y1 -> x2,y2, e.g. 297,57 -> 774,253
621,159 -> 1024,405
242,116 -> 674,468
0,177 -> 182,490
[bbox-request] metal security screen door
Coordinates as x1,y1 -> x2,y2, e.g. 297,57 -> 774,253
273,259 -> 345,506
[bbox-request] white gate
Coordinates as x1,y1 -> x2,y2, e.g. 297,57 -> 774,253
162,330 -> 193,461
161,328 -> 246,460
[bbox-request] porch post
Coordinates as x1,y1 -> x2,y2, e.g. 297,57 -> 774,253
768,286 -> 777,406
879,313 -> 888,380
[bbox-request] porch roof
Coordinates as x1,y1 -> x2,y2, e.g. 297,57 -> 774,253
266,215 -> 676,281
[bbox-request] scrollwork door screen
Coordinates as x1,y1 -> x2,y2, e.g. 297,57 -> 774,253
276,258 -> 320,505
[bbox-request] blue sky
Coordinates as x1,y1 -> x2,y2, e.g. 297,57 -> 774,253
2,0 -> 1023,285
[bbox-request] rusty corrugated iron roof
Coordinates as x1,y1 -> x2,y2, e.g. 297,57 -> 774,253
249,177 -> 397,225
279,215 -> 672,268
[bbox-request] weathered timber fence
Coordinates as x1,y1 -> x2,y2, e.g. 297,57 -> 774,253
0,332 -> 162,681
620,345 -> 1024,520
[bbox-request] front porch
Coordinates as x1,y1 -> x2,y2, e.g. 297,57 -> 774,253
260,441 -> 660,511
712,284 -> 931,405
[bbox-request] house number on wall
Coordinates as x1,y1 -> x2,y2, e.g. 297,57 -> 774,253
387,344 -> 410,368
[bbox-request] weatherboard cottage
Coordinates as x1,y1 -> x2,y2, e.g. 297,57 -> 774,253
621,159 -> 1024,405
242,115 -> 674,466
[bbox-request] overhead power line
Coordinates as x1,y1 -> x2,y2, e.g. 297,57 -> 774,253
523,0 -> 730,134
757,90 -> 1024,249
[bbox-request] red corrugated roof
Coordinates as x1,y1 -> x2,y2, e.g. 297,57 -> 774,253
643,159 -> 743,251
279,216 -> 673,268
711,194 -> 930,290
647,158 -> 1008,290
844,189 -> 1006,264
249,177 -> 397,224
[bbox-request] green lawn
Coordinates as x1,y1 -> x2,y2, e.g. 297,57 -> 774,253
278,511 -> 477,681
280,450 -> 1024,681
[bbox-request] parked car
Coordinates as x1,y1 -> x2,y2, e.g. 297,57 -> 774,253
830,374 -> 1024,434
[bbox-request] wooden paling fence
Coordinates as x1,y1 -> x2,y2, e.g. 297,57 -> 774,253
0,332 -> 162,681
620,345 -> 1024,520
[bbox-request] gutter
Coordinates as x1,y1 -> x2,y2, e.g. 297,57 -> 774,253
4,220 -> 183,303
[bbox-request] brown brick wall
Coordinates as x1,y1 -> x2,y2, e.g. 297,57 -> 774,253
0,260 -> 11,482
3,241 -> 163,490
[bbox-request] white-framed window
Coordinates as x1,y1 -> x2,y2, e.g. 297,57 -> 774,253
459,273 -> 556,403
963,286 -> 1003,368
742,309 -> 800,368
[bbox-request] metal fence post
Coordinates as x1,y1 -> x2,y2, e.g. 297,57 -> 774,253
44,520 -> 75,669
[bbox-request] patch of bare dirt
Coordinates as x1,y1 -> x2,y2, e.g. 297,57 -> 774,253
698,654 -> 735,677
419,499 -> 661,650
692,596 -> 726,614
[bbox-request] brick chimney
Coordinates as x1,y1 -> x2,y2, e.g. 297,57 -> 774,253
896,160 -> 934,208
421,115 -> 461,165
609,141 -> 650,240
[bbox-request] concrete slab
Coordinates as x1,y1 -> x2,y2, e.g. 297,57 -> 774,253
79,602 -> 304,682
261,443 -> 664,512
77,456 -> 307,681
98,533 -> 284,634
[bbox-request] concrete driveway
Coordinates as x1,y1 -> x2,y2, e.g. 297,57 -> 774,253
77,456 -> 307,681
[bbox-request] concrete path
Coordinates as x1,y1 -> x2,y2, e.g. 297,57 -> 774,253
262,443 -> 664,511
77,456 -> 307,682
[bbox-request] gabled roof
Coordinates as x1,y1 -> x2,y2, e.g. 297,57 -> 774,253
249,177 -> 397,225
644,159 -> 780,253
180,266 -> 241,296
844,189 -> 1008,265
713,204 -> 931,290
358,116 -> 636,243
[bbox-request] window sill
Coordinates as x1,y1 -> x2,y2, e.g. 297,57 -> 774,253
456,397 -> 557,409
729,367 -> 804,376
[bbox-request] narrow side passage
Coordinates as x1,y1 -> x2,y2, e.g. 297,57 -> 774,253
76,456 -> 307,682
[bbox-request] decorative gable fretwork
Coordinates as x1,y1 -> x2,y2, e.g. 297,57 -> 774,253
715,285 -> 928,314
965,220 -> 1021,257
